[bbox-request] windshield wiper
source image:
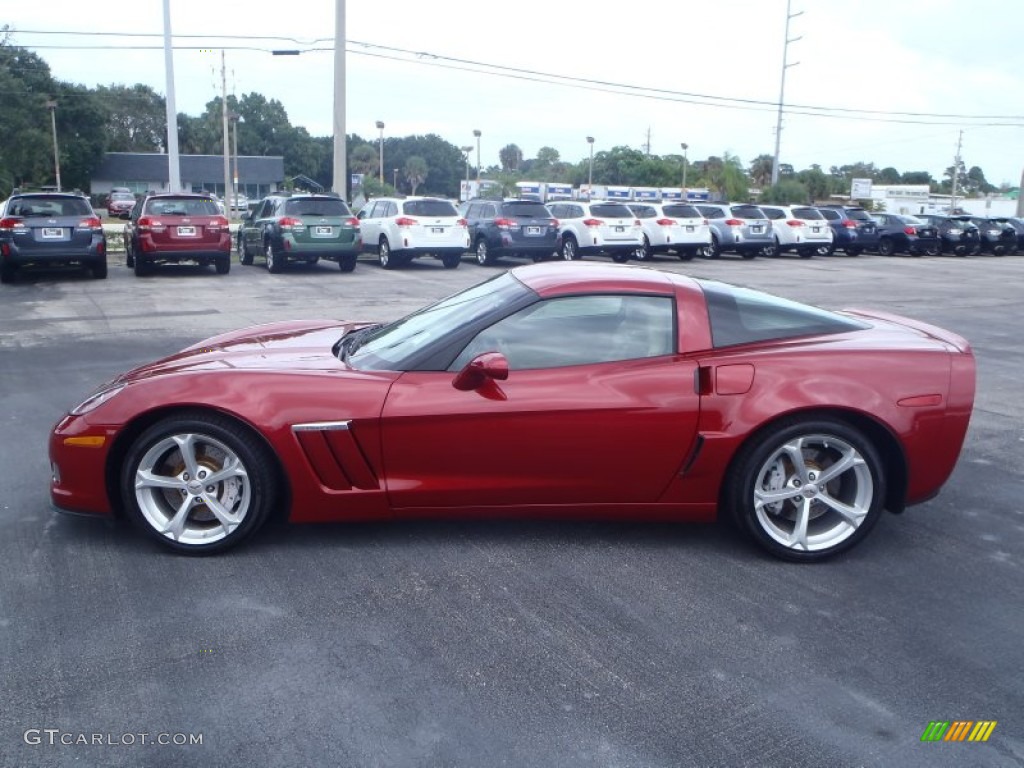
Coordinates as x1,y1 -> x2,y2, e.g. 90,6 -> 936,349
338,324 -> 383,362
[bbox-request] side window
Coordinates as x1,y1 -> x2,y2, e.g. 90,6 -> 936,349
386,202 -> 399,217
450,295 -> 675,371
548,204 -> 563,218
466,203 -> 480,219
484,204 -> 497,218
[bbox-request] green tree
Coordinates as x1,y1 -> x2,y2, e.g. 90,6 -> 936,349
349,144 -> 377,177
51,82 -> 107,192
499,143 -> 523,172
95,84 -> 166,152
748,154 -> 774,189
0,35 -> 59,193
759,179 -> 809,204
796,165 -> 831,202
404,155 -> 428,195
901,170 -> 934,187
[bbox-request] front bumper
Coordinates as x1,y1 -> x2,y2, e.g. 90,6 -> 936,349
49,414 -> 116,517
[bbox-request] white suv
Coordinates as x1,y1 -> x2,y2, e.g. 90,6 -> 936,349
758,204 -> 833,258
627,202 -> 712,261
547,200 -> 643,261
357,196 -> 469,269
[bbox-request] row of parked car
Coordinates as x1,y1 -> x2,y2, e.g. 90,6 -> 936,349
3,189 -> 1023,283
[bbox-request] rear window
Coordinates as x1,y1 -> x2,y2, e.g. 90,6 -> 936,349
629,205 -> 658,219
819,209 -> 841,221
700,280 -> 869,348
791,207 -> 824,220
285,198 -> 352,217
662,205 -> 701,219
730,205 -> 766,220
845,208 -> 873,221
501,202 -> 550,218
590,204 -> 633,218
145,197 -> 220,216
9,196 -> 92,217
403,199 -> 458,217
760,208 -> 786,220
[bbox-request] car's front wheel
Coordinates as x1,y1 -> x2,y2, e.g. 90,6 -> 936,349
237,234 -> 253,265
706,235 -> 720,259
91,258 -> 108,279
727,418 -> 885,562
634,236 -> 652,261
339,254 -> 357,273
125,239 -> 135,268
120,412 -> 278,554
379,237 -> 396,269
877,237 -> 895,256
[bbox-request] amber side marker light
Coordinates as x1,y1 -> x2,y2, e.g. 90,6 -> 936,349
63,436 -> 107,448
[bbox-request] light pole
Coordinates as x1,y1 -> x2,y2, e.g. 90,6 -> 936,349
473,129 -> 482,181
376,120 -> 385,184
461,146 -> 473,185
586,136 -> 595,189
771,0 -> 803,187
45,100 -> 62,191
230,111 -> 240,215
680,143 -> 688,190
392,168 -> 398,191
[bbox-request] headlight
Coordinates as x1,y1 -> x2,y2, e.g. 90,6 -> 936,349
70,384 -> 126,415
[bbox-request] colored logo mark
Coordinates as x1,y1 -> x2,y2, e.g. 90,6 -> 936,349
921,721 -> 997,742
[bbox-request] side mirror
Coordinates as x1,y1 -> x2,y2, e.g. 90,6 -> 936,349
452,352 -> 509,391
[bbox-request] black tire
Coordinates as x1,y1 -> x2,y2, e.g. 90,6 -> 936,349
706,235 -> 721,259
0,264 -> 15,284
91,259 -> 108,279
133,255 -> 151,277
215,256 -> 230,275
338,254 -> 357,273
817,243 -> 835,257
475,239 -> 493,266
265,239 -> 283,273
238,235 -> 254,265
762,237 -> 780,258
725,417 -> 885,562
678,248 -> 696,262
125,240 -> 135,268
441,253 -> 461,269
635,236 -> 652,261
120,412 -> 278,555
379,237 -> 397,269
845,246 -> 863,256
741,249 -> 758,260
877,238 -> 895,256
611,250 -> 631,263
560,235 -> 579,261
798,248 -> 814,259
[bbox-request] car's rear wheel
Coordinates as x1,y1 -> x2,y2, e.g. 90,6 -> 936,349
441,253 -> 461,269
133,255 -> 151,277
741,249 -> 758,260
338,254 -> 357,273
121,413 -> 277,554
475,239 -> 493,266
706,235 -> 720,259
846,246 -> 863,256
678,248 -> 696,262
560,236 -> 579,261
634,236 -> 652,261
923,243 -> 939,257
125,240 -> 135,268
817,243 -> 834,257
611,250 -> 631,263
215,256 -> 230,275
798,248 -> 814,259
0,264 -> 15,284
265,239 -> 282,273
761,237 -> 779,258
727,418 -> 885,562
877,237 -> 895,256
379,237 -> 396,269
91,259 -> 108,279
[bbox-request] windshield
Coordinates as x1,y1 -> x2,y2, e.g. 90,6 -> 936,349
346,272 -> 531,370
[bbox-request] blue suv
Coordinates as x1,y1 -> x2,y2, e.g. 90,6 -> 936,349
463,199 -> 561,266
818,205 -> 879,256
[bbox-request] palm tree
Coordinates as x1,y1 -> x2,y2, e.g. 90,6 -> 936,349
749,154 -> 774,189
499,143 -> 523,172
404,156 -> 428,195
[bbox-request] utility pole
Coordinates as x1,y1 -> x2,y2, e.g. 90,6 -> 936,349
771,0 -> 802,187
45,100 -> 61,191
644,127 -> 651,157
162,0 -> 181,192
332,0 -> 347,198
221,51 -> 231,215
949,130 -> 963,213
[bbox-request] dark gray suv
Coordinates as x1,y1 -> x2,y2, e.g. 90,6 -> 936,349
0,192 -> 107,283
463,200 -> 560,266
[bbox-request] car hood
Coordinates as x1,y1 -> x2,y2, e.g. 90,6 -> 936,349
117,319 -> 373,382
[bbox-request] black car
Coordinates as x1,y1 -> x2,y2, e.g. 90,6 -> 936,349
950,216 -> 1015,255
916,214 -> 981,256
818,205 -> 879,255
988,217 -> 1024,252
870,213 -> 941,256
463,199 -> 560,266
0,192 -> 107,283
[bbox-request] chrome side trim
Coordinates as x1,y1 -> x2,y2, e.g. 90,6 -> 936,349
291,420 -> 352,432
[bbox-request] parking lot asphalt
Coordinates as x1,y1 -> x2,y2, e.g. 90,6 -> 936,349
1,250 -> 1022,767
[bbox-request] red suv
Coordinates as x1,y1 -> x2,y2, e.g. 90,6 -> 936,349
122,193 -> 231,276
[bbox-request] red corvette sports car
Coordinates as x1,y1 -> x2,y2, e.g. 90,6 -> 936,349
49,262 -> 975,561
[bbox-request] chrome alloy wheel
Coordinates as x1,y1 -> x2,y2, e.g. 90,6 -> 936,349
133,432 -> 252,546
752,433 -> 873,553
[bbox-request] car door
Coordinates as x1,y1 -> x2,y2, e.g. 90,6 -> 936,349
380,293 -> 700,511
358,201 -> 382,252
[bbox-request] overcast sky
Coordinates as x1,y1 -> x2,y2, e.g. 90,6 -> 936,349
6,0 -> 1024,187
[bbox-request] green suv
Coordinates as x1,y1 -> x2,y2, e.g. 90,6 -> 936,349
238,193 -> 361,273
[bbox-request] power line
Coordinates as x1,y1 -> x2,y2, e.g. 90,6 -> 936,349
7,28 -> 1024,125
